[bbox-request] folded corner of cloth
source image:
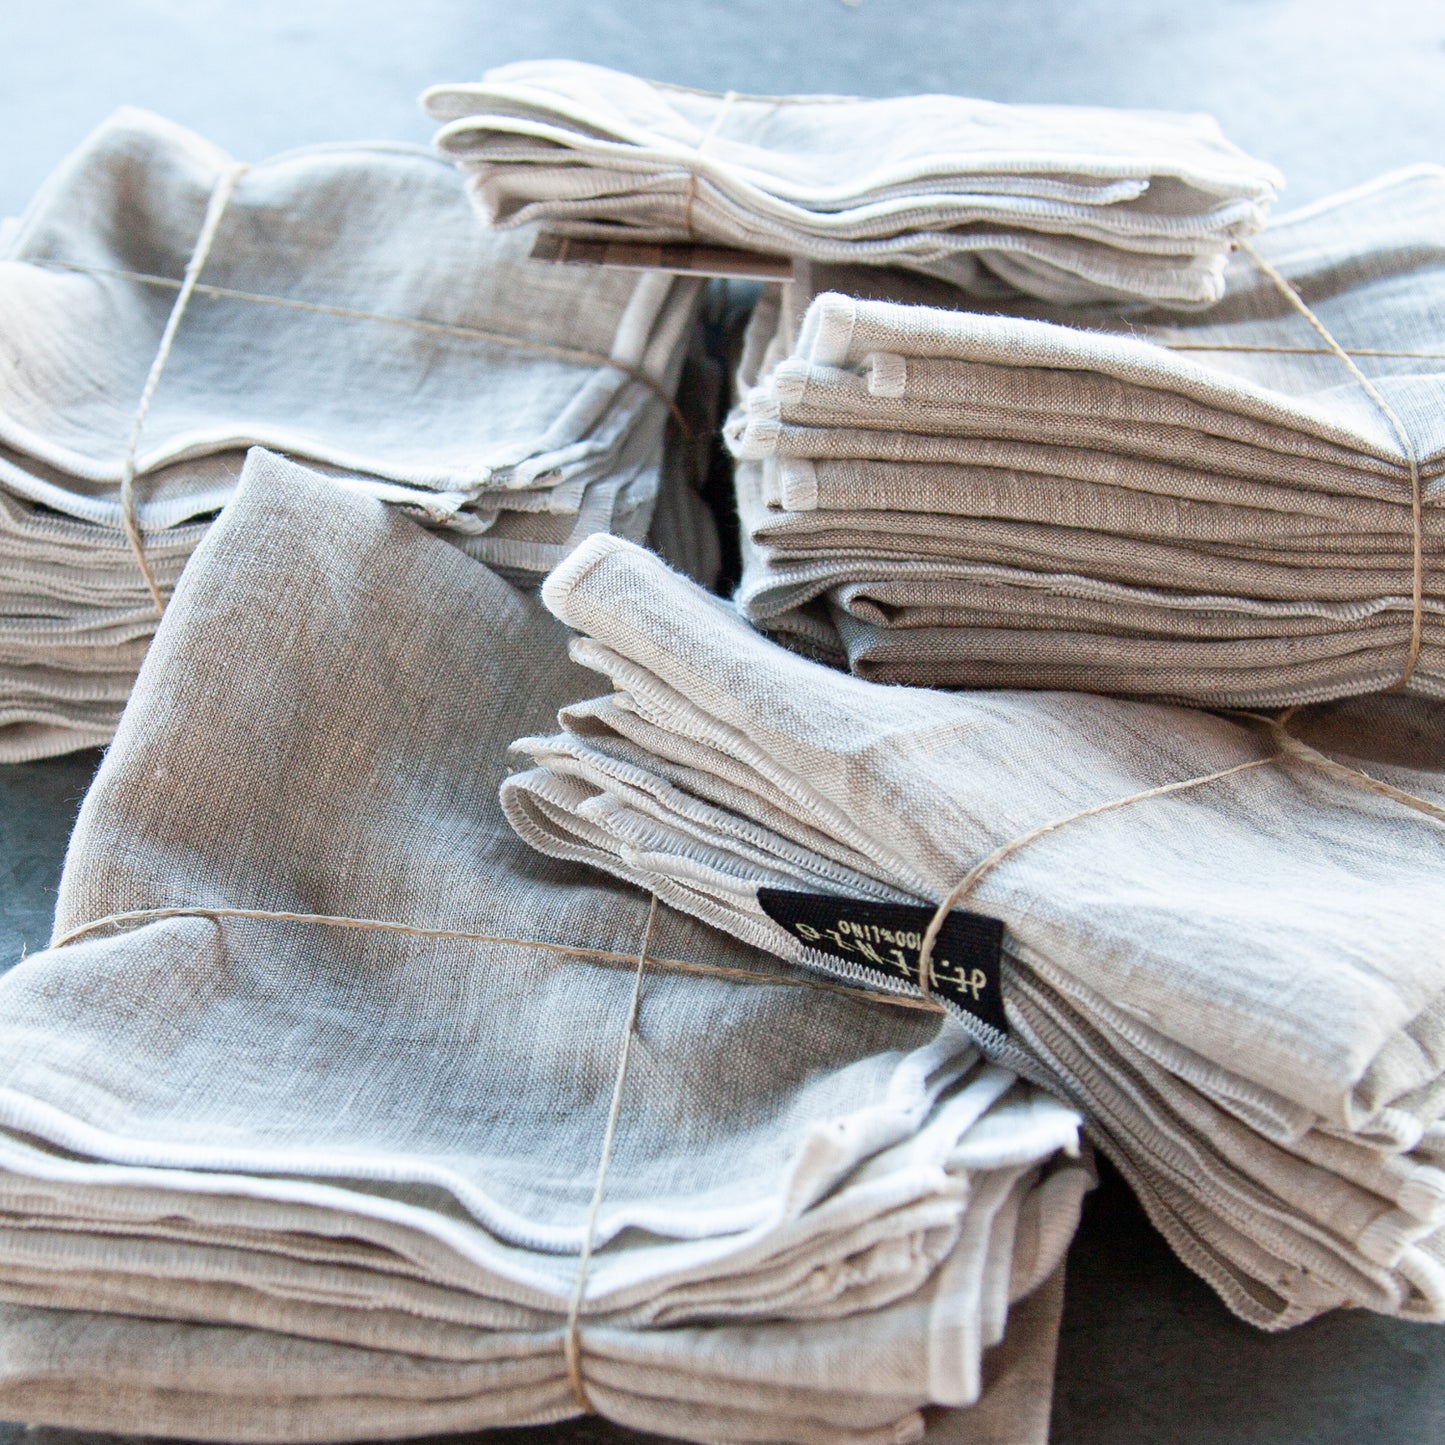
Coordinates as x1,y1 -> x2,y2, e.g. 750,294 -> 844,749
541,528 -> 641,610
506,529 -> 1445,1332
422,58 -> 1281,308
0,447 -> 1088,1444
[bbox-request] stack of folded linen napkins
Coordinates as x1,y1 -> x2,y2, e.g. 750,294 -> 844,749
725,167 -> 1445,706
0,451 -> 1089,1445
0,106 -> 706,763
424,59 -> 1281,308
505,531 -> 1445,1332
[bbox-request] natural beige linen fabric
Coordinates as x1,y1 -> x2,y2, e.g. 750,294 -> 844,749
0,449 -> 1087,1443
727,168 -> 1445,705
0,1272 -> 1069,1445
3,108 -> 694,500
424,59 -> 1280,308
923,1267 -> 1066,1445
0,107 -> 704,762
504,532 -> 1445,1329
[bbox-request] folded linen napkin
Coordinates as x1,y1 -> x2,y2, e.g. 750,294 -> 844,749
0,1276 -> 1072,1445
727,168 -> 1445,705
0,450 -> 1086,1443
425,59 -> 1280,308
5,107 -> 697,499
0,108 -> 706,761
504,531 -> 1445,1329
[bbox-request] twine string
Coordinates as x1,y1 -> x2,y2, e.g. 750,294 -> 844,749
916,714 -> 1445,1002
118,162 -> 249,616
1235,238 -> 1426,693
49,903 -> 941,1013
1164,343 -> 1445,360
915,758 -> 1273,996
37,222 -> 691,610
35,259 -> 691,440
1234,710 -> 1445,825
563,894 -> 657,1413
55,895 -> 670,1413
51,721 -> 1445,1031
682,91 -> 736,239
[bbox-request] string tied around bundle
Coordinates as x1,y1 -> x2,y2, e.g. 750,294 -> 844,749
914,709 -> 1445,1004
682,90 -> 737,239
563,893 -> 657,1413
912,246 -> 1445,1004
46,189 -> 692,621
52,891 -> 891,1416
52,709 -> 1445,1072
54,895 -> 665,1415
1238,237 -> 1425,694
118,161 -> 249,616
50,902 -> 941,1014
1166,239 -> 1428,696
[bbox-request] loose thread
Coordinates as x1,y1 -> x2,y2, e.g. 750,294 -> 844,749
119,163 -> 249,617
1236,238 -> 1426,693
49,903 -> 941,1013
682,91 -> 736,239
564,894 -> 657,1413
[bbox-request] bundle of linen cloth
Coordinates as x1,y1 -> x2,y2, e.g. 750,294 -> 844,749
424,59 -> 1281,308
725,166 -> 1445,706
0,450 -> 1089,1444
504,531 -> 1445,1332
0,106 -> 708,763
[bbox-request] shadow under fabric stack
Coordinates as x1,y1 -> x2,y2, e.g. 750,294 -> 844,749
504,532 -> 1445,1333
726,167 -> 1445,705
0,450 -> 1090,1445
423,58 -> 1280,307
0,106 -> 711,763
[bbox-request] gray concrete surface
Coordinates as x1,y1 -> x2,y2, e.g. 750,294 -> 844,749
4,0 -> 1445,213
3,1 -> 1445,1441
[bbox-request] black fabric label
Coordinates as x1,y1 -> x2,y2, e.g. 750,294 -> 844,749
757,887 -> 1007,1034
